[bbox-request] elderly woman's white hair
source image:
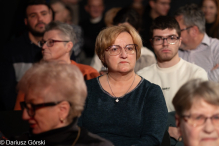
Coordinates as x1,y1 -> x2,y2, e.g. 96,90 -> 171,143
17,62 -> 87,123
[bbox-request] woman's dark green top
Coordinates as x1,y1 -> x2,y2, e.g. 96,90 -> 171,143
78,77 -> 168,146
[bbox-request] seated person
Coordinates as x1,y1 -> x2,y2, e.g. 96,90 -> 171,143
10,62 -> 112,145
137,16 -> 208,145
173,79 -> 219,146
90,7 -> 156,73
78,24 -> 168,146
14,21 -> 99,110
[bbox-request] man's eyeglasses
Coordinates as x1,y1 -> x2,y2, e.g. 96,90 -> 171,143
20,101 -> 69,117
105,44 -> 137,56
151,35 -> 180,45
38,39 -> 70,47
182,114 -> 219,127
180,26 -> 193,32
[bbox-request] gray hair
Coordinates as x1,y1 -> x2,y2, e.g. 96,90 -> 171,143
45,21 -> 77,55
174,4 -> 205,33
173,79 -> 219,117
17,62 -> 87,123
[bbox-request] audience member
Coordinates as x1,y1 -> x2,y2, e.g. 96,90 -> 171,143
201,0 -> 219,39
90,7 -> 156,73
175,4 -> 219,82
11,62 -> 113,145
0,0 -> 53,111
173,79 -> 219,146
61,0 -> 81,25
79,0 -> 106,65
14,21 -> 100,110
131,0 -> 145,16
78,24 -> 168,146
50,0 -> 84,62
140,0 -> 171,53
137,16 -> 208,145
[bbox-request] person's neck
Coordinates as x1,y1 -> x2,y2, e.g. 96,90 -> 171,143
206,17 -> 215,24
157,55 -> 180,68
107,70 -> 136,85
28,32 -> 42,46
190,33 -> 205,50
150,9 -> 159,20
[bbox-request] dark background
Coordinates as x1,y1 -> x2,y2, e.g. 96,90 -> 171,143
1,0 -> 202,46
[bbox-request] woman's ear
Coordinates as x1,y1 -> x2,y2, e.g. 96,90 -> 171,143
66,41 -> 73,53
58,101 -> 70,123
175,114 -> 182,136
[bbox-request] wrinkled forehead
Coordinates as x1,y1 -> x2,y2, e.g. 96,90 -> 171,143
183,98 -> 219,116
43,29 -> 68,40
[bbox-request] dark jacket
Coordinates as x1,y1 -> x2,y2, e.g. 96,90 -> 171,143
12,119 -> 113,146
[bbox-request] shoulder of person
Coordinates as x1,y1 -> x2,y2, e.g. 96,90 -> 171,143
141,46 -> 155,57
137,63 -> 156,75
77,127 -> 113,146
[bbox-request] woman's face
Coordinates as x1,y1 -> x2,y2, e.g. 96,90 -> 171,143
22,91 -> 63,134
177,99 -> 219,146
202,0 -> 217,23
104,32 -> 136,73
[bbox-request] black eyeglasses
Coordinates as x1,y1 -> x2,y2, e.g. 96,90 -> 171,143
182,114 -> 219,127
151,35 -> 180,45
20,101 -> 67,117
105,44 -> 137,56
180,26 -> 193,32
38,39 -> 70,47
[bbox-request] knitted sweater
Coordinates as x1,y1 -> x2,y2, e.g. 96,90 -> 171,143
78,77 -> 168,146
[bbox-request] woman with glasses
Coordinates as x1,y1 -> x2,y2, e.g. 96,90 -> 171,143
173,79 -> 219,146
12,62 -> 112,146
78,24 -> 168,146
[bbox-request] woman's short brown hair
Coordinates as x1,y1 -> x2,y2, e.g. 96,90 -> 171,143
172,79 -> 219,117
95,24 -> 142,67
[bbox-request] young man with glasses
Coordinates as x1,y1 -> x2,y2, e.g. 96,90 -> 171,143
175,4 -> 219,82
137,16 -> 208,144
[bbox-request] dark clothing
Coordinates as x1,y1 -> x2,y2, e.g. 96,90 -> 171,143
205,22 -> 219,39
205,22 -> 214,38
0,32 -> 42,111
140,7 -> 154,54
78,77 -> 168,146
79,17 -> 106,58
12,119 -> 113,146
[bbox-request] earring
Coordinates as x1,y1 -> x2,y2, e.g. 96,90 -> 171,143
60,118 -> 64,123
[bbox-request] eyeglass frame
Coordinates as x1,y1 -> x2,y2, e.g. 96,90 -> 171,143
38,39 -> 70,48
20,101 -> 71,117
181,114 -> 219,127
180,26 -> 193,32
105,44 -> 138,56
150,35 -> 180,45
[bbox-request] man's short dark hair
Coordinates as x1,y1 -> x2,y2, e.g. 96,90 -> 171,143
150,16 -> 181,39
25,0 -> 51,18
113,7 -> 141,31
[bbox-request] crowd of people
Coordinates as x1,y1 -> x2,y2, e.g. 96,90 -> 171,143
1,0 -> 219,145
